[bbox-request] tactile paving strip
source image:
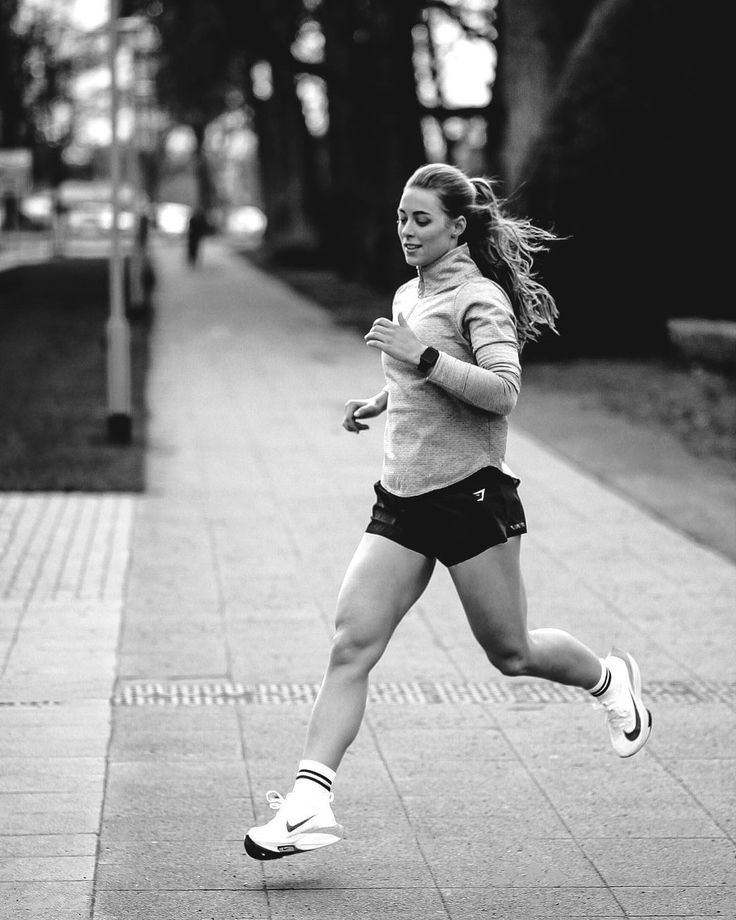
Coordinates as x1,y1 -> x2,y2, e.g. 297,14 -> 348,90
110,678 -> 736,707
0,493 -> 134,602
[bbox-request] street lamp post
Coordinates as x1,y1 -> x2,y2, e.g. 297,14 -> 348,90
106,0 -> 132,444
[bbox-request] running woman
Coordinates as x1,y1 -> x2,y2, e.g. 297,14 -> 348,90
244,162 -> 652,861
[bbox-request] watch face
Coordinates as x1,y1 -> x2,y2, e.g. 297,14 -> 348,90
420,347 -> 439,370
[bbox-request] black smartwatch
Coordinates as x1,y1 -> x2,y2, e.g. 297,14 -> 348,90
418,346 -> 440,374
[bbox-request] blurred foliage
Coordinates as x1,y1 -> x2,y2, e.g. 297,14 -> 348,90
5,0 -> 723,356
0,259 -> 150,490
0,0 -> 68,151
122,0 -> 498,289
120,0 -> 724,356
512,0 -> 726,358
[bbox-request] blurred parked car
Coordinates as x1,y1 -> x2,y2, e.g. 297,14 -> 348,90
67,200 -> 135,235
58,179 -> 136,237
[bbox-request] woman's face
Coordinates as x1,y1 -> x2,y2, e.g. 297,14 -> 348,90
397,186 -> 464,268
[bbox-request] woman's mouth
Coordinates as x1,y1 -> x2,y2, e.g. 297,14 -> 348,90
403,244 -> 420,252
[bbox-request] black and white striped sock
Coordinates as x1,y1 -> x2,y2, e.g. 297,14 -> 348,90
293,759 -> 335,799
588,660 -> 612,698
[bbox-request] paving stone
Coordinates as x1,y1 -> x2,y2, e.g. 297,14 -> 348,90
0,701 -> 110,728
419,837 -> 603,888
105,760 -> 246,799
267,887 -> 450,919
441,886 -> 624,919
0,758 -> 104,794
579,837 -> 736,887
257,836 -> 438,890
99,811 -> 244,845
0,809 -> 101,837
646,703 -> 736,759
117,642 -> 230,678
486,701 -> 608,757
611,885 -> 736,917
520,751 -> 725,838
0,726 -> 110,759
365,702 -> 497,731
0,855 -> 94,882
92,888 -> 269,920
0,834 -> 97,857
109,708 -> 243,762
0,790 -> 102,838
95,839 -> 249,890
659,757 -> 736,838
0,880 -> 92,915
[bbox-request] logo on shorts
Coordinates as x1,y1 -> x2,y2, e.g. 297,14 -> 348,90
508,522 -> 525,532
473,488 -> 485,502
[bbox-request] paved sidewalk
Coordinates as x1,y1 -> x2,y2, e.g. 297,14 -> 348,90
1,238 -> 735,919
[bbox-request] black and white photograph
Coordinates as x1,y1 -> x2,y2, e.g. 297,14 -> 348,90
0,1 -> 733,918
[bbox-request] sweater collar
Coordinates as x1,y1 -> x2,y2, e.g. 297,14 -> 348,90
416,243 -> 479,296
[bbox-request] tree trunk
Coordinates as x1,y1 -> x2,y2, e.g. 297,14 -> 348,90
488,0 -> 597,189
320,0 -> 426,291
242,0 -> 321,261
512,0 -> 725,358
191,122 -> 215,214
248,68 -> 318,259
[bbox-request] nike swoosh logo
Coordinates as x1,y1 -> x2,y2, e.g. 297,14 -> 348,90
286,815 -> 315,833
624,691 -> 641,741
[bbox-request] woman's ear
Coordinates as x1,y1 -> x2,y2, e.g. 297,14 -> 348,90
453,215 -> 467,238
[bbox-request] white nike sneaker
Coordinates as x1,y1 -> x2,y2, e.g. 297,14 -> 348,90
595,648 -> 652,757
244,790 -> 344,861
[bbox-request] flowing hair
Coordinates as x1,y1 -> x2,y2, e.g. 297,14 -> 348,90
405,163 -> 559,347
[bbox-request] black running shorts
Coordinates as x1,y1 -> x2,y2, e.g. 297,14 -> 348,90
366,466 -> 527,567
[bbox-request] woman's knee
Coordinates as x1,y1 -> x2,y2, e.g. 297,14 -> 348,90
328,622 -> 386,673
480,640 -> 533,677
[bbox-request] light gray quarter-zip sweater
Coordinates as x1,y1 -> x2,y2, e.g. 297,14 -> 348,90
381,244 -> 521,497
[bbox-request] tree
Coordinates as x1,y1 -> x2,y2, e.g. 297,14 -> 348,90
487,0 -> 596,190
124,0 -> 318,250
123,0 -> 239,213
503,0 -> 726,357
318,0 -> 426,287
1,1 -> 65,150
239,0 -> 322,256
0,1 -> 27,146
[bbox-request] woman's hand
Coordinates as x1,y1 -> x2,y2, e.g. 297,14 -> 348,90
342,390 -> 388,434
365,313 -> 424,366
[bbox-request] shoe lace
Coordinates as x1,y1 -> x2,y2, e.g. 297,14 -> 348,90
265,790 -> 284,811
594,698 -> 632,731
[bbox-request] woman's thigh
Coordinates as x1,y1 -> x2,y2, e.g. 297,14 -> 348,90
333,533 -> 436,654
448,536 -> 528,658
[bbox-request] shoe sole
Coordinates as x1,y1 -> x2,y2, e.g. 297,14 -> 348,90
244,834 -> 295,860
243,825 -> 344,861
612,647 -> 653,757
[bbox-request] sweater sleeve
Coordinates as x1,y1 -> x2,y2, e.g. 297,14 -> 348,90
425,280 -> 521,415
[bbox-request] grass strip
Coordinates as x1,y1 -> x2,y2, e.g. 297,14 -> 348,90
0,258 -> 151,491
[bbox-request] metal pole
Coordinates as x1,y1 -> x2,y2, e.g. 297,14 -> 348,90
128,38 -> 145,311
106,0 -> 132,444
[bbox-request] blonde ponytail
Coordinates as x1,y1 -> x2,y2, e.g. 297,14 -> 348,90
406,164 -> 560,347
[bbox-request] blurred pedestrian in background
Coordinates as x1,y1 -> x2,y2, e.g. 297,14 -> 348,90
244,163 -> 652,862
186,207 -> 208,266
